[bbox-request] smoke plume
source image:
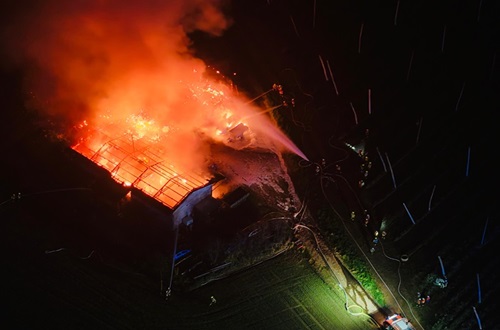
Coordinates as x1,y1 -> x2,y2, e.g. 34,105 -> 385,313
2,0 -> 230,118
1,0 -> 307,177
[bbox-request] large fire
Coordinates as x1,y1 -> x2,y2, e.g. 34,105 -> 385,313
2,0 -> 308,209
71,69 -> 291,209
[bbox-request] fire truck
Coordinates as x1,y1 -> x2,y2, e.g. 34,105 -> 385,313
383,314 -> 416,330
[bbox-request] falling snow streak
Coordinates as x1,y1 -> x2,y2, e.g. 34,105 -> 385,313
455,82 -> 465,112
403,202 -> 415,225
473,307 -> 483,329
441,25 -> 447,52
481,217 -> 489,245
326,60 -> 339,95
438,256 -> 447,279
406,50 -> 414,81
290,15 -> 300,38
428,184 -> 436,211
465,146 -> 471,177
416,117 -> 423,145
358,22 -> 364,54
394,0 -> 400,26
377,147 -> 387,172
349,102 -> 358,125
318,55 -> 329,81
476,273 -> 482,304
385,152 -> 396,189
478,0 -> 483,22
368,89 -> 372,114
312,0 -> 316,29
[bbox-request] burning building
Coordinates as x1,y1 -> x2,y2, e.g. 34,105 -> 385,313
72,122 -> 211,211
3,0 -> 307,222
4,0 -> 307,274
68,70 -> 285,223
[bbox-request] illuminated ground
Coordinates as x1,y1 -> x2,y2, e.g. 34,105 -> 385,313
173,251 -> 377,330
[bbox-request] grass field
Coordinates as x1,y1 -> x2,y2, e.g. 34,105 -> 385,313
174,251 -> 377,330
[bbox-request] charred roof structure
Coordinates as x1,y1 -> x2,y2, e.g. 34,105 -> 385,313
73,127 -> 212,211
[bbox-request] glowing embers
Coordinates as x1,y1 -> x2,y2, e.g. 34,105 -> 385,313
125,114 -> 169,141
72,127 -> 208,209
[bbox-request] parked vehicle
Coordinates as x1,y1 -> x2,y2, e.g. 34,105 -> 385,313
383,314 -> 416,330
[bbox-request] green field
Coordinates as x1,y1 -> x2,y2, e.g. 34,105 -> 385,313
165,251 -> 377,329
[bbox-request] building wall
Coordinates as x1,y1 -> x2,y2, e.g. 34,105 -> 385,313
173,184 -> 213,227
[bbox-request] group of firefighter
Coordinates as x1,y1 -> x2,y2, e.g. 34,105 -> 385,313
417,292 -> 431,306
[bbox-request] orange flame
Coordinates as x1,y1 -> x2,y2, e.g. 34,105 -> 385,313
3,0 -> 307,208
